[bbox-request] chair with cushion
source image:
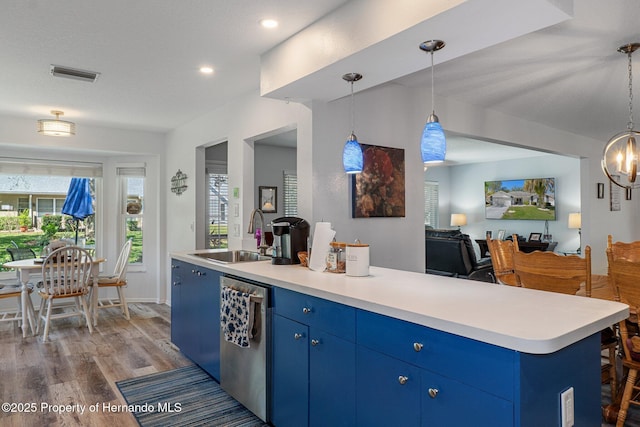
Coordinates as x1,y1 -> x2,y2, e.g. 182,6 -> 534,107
425,229 -> 495,282
0,284 -> 35,334
91,239 -> 132,325
608,256 -> 640,426
486,238 -> 517,286
36,246 -> 94,341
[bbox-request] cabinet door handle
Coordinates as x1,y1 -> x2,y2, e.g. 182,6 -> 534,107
428,388 -> 439,398
172,281 -> 180,286
294,333 -> 304,340
196,270 -> 206,276
398,375 -> 409,385
311,339 -> 320,346
413,342 -> 423,352
171,264 -> 179,269
302,307 -> 312,314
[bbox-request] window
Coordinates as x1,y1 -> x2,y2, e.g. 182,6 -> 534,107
424,181 -> 439,228
36,197 -> 66,216
207,161 -> 228,249
17,198 -> 29,211
283,169 -> 297,216
118,165 -> 145,264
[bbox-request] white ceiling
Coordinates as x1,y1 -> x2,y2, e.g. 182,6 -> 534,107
1,0 -> 639,162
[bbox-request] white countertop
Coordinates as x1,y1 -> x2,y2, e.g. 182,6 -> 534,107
172,251 -> 629,354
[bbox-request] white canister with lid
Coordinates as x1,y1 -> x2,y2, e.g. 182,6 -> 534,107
346,242 -> 369,277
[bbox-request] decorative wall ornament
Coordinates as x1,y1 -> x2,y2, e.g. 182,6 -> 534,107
171,169 -> 188,195
597,182 -> 605,199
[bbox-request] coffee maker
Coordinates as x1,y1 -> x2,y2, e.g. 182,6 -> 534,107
271,217 -> 310,265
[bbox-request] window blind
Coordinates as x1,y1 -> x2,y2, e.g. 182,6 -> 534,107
424,181 -> 439,228
283,169 -> 297,216
0,157 -> 103,177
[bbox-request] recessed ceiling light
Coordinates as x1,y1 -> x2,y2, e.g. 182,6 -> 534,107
200,66 -> 214,74
260,19 -> 278,29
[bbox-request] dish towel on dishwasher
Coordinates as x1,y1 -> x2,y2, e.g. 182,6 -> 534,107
220,285 -> 255,348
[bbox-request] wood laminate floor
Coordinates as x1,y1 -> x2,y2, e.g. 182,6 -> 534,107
0,303 -> 635,426
0,303 -> 191,427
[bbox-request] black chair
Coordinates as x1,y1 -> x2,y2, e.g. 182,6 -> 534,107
425,229 -> 495,282
6,247 -> 36,261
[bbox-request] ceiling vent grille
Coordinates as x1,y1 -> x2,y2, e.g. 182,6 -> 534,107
50,65 -> 100,83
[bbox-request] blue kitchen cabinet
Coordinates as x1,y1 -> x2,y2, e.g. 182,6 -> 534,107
271,314 -> 309,427
170,259 -> 222,380
356,309 -> 600,427
356,345 -> 422,427
271,288 -> 356,427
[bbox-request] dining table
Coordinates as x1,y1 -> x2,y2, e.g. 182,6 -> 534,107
3,256 -> 106,337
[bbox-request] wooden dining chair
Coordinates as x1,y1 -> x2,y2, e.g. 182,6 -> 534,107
512,241 -> 591,296
91,239 -> 132,325
486,238 -> 517,286
608,235 -> 640,282
608,256 -> 640,427
36,246 -> 94,341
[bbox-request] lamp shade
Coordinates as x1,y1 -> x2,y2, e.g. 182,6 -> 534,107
568,212 -> 581,229
450,213 -> 467,227
37,110 -> 75,137
343,132 -> 363,174
421,116 -> 446,164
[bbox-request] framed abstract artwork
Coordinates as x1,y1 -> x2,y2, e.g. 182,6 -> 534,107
351,144 -> 405,218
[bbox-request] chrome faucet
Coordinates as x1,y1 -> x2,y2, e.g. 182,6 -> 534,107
248,208 -> 269,255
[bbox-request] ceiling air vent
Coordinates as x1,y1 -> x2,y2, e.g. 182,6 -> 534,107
50,65 -> 100,83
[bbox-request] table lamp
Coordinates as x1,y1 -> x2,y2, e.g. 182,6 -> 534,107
450,213 -> 467,230
568,212 -> 581,254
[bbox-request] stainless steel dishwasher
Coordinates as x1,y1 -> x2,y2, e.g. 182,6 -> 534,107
219,276 -> 270,422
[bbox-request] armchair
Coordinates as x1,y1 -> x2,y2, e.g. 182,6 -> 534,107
425,229 -> 495,283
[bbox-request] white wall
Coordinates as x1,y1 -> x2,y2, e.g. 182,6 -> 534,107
254,144 -> 296,226
309,84 -> 423,272
164,92 -> 312,304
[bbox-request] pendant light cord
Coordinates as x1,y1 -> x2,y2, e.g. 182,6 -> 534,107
628,49 -> 634,131
431,51 -> 435,115
350,80 -> 355,133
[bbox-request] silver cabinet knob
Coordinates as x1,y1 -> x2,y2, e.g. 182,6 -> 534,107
398,376 -> 409,385
172,281 -> 180,286
311,339 -> 320,346
294,333 -> 303,340
191,269 -> 196,274
196,270 -> 205,276
302,307 -> 311,314
413,342 -> 423,352
171,264 -> 179,269
428,388 -> 439,398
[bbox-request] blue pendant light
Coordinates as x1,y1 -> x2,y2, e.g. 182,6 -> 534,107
342,73 -> 364,174
419,40 -> 446,164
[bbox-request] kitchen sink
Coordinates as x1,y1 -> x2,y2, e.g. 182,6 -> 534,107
192,250 -> 270,264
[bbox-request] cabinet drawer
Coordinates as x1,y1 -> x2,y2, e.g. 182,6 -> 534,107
357,309 -> 514,400
274,288 -> 355,341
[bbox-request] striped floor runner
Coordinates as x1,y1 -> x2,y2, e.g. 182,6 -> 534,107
116,365 -> 269,427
